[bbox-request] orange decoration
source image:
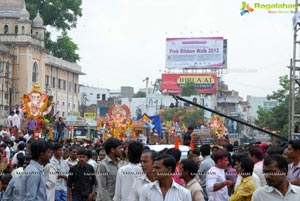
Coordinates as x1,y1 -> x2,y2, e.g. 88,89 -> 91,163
174,136 -> 179,149
190,136 -> 194,150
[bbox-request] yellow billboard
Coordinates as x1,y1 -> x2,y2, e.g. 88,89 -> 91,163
84,113 -> 96,119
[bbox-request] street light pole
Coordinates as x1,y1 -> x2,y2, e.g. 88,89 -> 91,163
94,104 -> 98,120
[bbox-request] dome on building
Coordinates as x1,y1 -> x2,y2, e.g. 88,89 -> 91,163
0,0 -> 24,18
33,11 -> 44,27
19,5 -> 30,21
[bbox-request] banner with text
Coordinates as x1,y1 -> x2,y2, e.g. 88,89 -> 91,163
166,37 -> 224,69
84,113 -> 96,119
161,73 -> 217,94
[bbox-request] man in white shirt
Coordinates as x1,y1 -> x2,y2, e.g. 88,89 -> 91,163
6,111 -> 14,128
113,141 -> 144,201
206,149 -> 233,201
252,154 -> 300,200
12,142 -> 25,166
50,143 -> 69,201
12,111 -> 21,130
128,150 -> 158,201
141,154 -> 192,201
87,150 -> 97,170
0,126 -> 5,138
249,146 -> 267,187
65,146 -> 78,168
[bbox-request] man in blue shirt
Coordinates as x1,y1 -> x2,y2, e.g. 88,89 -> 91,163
20,140 -> 51,201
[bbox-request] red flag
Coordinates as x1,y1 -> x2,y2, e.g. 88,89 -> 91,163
190,136 -> 194,150
174,136 -> 179,149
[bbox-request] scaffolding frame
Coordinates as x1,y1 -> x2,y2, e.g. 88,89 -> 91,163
290,0 -> 300,140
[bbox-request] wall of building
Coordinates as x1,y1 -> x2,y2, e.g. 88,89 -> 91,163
247,96 -> 278,121
79,85 -> 110,105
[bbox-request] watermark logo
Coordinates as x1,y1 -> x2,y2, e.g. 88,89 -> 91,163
240,2 -> 254,16
240,1 -> 299,15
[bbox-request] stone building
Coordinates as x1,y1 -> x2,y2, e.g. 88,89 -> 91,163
0,0 -> 84,118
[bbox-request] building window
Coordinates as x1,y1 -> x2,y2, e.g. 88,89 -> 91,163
68,82 -> 72,92
62,112 -> 65,117
5,62 -> 11,78
14,25 -> 18,34
58,79 -> 62,89
32,62 -> 39,82
102,94 -> 106,101
73,104 -> 75,108
74,83 -> 77,93
63,80 -> 66,90
0,61 -> 3,76
62,102 -> 65,106
45,75 -> 50,85
52,77 -> 56,88
5,93 -> 8,99
4,25 -> 8,34
97,94 -> 100,99
22,26 -> 25,34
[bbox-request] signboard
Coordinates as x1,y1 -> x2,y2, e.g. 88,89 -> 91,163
161,73 -> 217,94
166,37 -> 225,68
69,111 -> 80,116
84,113 -> 96,119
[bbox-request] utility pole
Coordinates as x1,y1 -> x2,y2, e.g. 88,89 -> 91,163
143,77 -> 149,113
80,92 -> 88,117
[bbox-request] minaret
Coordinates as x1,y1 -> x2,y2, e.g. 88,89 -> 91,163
32,10 -> 45,41
18,1 -> 31,35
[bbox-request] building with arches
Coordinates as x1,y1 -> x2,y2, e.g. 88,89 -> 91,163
0,0 -> 84,118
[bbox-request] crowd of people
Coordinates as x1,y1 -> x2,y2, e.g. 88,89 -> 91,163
0,134 -> 299,201
1,110 -> 300,200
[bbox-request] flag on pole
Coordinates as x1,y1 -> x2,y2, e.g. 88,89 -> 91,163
174,136 -> 179,149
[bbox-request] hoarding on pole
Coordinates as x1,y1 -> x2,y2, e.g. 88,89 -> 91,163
166,37 -> 225,69
161,73 -> 217,94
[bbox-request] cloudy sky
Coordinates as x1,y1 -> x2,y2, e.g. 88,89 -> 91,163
69,0 -> 295,99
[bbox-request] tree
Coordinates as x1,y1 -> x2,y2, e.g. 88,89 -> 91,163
51,34 -> 80,62
254,75 -> 291,138
26,0 -> 82,62
133,91 -> 146,98
26,0 -> 82,32
181,81 -> 199,96
160,108 -> 204,128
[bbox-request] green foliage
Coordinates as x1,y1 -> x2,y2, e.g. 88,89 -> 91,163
133,91 -> 146,98
267,75 -> 289,103
160,108 -> 204,128
255,75 -> 290,138
51,34 -> 80,62
26,0 -> 82,62
181,81 -> 199,96
26,0 -> 82,32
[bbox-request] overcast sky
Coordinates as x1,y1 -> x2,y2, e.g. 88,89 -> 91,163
69,0 -> 295,99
